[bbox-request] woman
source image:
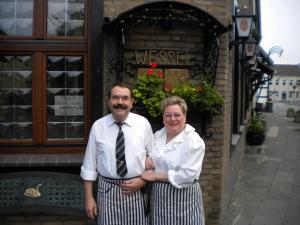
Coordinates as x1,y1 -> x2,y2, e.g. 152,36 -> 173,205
141,95 -> 206,225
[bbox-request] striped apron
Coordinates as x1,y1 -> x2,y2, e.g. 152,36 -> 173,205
96,176 -> 149,225
150,181 -> 205,225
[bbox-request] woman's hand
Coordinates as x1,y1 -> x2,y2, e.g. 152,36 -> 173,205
145,156 -> 155,170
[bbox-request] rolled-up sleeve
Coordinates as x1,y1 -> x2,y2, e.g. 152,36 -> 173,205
167,133 -> 205,188
80,124 -> 98,181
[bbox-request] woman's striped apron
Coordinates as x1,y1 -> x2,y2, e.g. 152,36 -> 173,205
150,181 -> 205,225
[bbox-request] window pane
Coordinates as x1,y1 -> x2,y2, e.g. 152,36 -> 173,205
47,55 -> 84,140
0,0 -> 33,36
47,0 -> 85,37
0,55 -> 33,139
15,19 -> 32,36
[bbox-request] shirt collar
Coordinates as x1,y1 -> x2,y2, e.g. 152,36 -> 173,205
155,124 -> 196,142
107,112 -> 134,127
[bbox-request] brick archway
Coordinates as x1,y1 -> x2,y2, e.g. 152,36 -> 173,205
104,1 -> 227,86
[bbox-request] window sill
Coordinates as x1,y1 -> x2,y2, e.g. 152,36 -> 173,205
0,153 -> 84,167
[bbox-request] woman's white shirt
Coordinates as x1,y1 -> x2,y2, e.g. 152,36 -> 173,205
152,124 -> 205,188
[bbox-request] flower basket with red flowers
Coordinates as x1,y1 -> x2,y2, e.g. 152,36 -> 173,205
132,63 -> 224,119
132,63 -> 167,119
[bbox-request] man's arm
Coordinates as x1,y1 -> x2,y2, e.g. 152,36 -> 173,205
83,180 -> 97,219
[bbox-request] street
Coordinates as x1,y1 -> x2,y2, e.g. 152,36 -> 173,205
223,102 -> 300,225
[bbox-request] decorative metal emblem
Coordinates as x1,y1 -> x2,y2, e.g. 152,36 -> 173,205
24,183 -> 42,198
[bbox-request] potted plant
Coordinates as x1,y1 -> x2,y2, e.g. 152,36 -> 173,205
246,113 -> 266,145
286,107 -> 295,118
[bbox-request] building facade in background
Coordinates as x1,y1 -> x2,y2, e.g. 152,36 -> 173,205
269,65 -> 300,102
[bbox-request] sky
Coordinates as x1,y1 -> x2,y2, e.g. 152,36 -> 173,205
260,0 -> 300,65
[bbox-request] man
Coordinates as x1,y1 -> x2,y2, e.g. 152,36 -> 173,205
80,83 -> 153,225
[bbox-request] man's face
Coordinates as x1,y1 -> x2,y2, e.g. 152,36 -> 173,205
108,86 -> 133,122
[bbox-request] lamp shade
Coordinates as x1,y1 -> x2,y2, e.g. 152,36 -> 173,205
234,15 -> 253,39
245,37 -> 258,58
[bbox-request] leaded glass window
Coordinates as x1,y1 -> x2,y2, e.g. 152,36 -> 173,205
0,0 -> 33,36
47,0 -> 85,37
47,55 -> 84,139
0,55 -> 32,139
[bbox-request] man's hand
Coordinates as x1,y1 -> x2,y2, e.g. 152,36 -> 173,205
121,177 -> 146,194
83,180 -> 97,220
85,196 -> 98,220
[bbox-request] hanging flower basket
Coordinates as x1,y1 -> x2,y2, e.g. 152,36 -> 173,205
132,63 -> 224,120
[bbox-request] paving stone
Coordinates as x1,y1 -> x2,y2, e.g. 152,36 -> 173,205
252,214 -> 284,225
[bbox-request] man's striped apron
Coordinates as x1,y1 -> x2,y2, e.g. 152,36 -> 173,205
96,175 -> 149,225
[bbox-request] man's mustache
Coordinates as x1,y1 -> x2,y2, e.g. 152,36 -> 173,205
113,104 -> 127,109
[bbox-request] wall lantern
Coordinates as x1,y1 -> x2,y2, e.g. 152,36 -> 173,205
244,37 -> 258,58
234,15 -> 254,39
229,14 -> 255,49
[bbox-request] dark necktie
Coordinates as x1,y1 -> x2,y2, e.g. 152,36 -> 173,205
115,122 -> 127,177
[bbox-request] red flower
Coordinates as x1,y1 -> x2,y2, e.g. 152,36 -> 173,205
147,69 -> 154,75
157,71 -> 164,77
150,62 -> 158,68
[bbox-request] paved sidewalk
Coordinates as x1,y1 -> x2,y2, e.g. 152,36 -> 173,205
223,102 -> 300,225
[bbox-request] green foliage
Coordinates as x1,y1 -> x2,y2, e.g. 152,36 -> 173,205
171,80 -> 224,115
247,113 -> 266,134
132,72 -> 167,118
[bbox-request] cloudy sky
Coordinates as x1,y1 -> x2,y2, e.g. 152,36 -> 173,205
260,0 -> 300,65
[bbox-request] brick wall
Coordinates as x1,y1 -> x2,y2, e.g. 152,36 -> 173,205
104,0 -> 231,26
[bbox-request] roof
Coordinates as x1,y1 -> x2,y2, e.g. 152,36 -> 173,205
273,65 -> 300,77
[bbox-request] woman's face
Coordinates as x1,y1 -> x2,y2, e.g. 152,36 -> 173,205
163,104 -> 186,136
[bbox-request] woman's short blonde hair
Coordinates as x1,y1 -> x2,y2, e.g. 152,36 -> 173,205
160,95 -> 188,115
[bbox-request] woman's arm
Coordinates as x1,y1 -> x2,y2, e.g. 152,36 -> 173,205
141,170 -> 168,182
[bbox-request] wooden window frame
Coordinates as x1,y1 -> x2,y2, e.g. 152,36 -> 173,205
0,52 -> 89,146
0,0 -> 87,40
0,0 -> 89,153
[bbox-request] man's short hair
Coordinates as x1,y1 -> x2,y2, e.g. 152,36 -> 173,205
108,82 -> 133,98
